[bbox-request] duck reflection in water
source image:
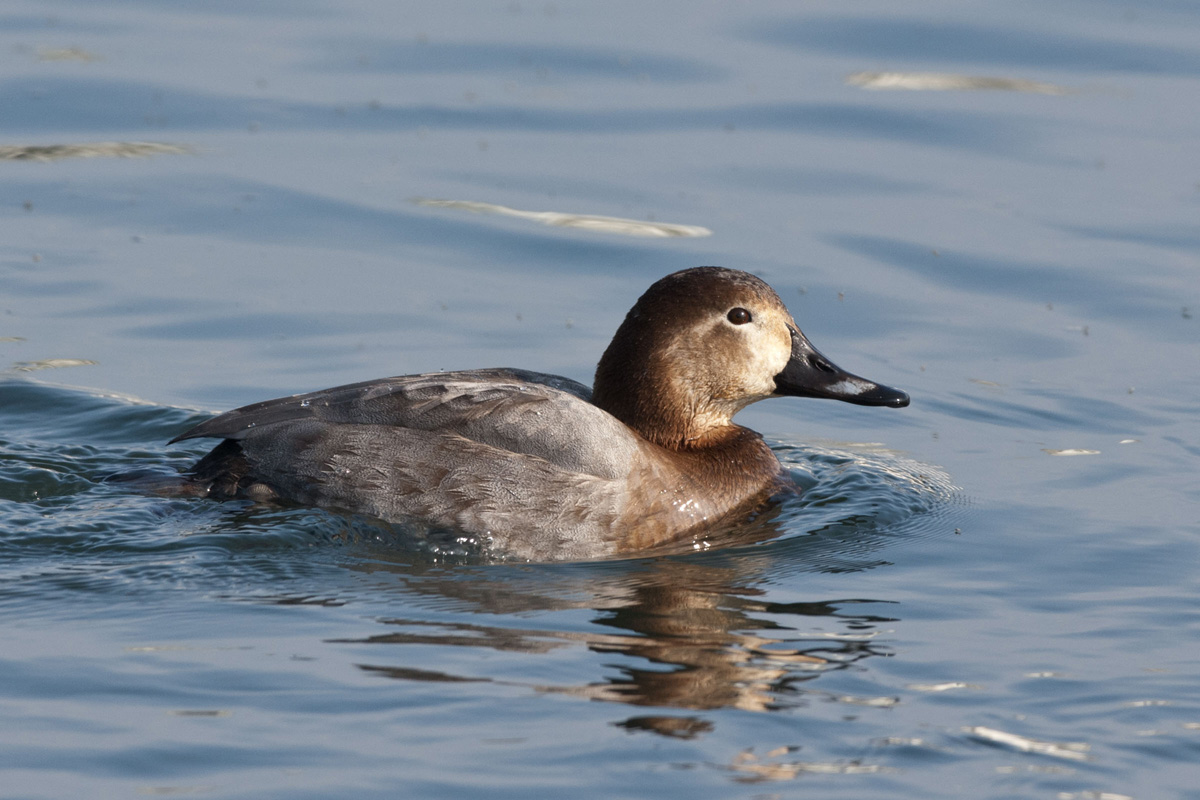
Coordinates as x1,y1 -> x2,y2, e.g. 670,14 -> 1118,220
327,546 -> 898,740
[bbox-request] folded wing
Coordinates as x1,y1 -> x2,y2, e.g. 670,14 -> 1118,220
172,368 -> 639,480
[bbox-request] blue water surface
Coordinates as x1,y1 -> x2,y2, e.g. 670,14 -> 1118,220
2,1 -> 1198,798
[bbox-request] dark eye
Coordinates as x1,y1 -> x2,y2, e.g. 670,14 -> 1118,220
726,307 -> 752,325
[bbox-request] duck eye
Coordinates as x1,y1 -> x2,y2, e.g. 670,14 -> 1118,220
726,307 -> 752,325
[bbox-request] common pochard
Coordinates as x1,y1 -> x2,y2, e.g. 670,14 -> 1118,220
171,267 -> 908,560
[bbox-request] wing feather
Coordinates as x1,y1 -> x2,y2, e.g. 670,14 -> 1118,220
171,368 -> 638,479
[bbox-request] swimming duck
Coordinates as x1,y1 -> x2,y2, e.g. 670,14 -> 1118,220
171,267 -> 908,560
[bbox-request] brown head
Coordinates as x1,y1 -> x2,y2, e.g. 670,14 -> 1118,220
592,267 -> 908,450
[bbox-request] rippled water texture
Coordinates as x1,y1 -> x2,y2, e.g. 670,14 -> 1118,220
2,1 -> 1199,798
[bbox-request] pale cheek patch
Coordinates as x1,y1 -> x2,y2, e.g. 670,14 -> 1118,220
740,344 -> 788,398
738,315 -> 792,392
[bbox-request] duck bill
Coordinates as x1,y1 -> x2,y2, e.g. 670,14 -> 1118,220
773,326 -> 910,408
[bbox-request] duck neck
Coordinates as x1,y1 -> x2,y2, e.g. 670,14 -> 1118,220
592,320 -> 680,448
593,305 -> 743,451
591,372 -> 699,449
592,372 -> 760,457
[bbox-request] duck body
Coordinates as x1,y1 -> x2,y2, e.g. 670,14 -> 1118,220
176,368 -> 784,560
172,268 -> 909,560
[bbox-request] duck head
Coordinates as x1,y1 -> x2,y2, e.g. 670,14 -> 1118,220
592,267 -> 908,449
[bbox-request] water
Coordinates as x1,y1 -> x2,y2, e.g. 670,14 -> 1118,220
2,1 -> 1199,797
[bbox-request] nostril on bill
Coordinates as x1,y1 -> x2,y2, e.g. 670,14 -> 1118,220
806,354 -> 836,373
